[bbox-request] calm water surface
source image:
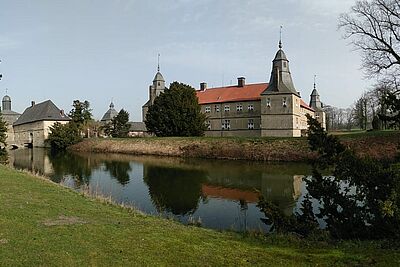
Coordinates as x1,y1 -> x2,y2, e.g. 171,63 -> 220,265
9,148 -> 311,232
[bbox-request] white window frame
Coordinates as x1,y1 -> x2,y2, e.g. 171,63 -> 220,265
214,105 -> 220,112
205,106 -> 211,113
222,119 -> 230,130
206,120 -> 211,130
267,98 -> 271,107
236,104 -> 243,112
248,104 -> 254,111
248,119 -> 254,130
224,105 -> 230,112
282,97 -> 287,107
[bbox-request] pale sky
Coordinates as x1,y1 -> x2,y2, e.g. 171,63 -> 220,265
0,0 -> 372,121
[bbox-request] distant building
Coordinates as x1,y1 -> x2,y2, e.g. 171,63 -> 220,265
128,121 -> 147,137
1,94 -> 21,144
101,101 -> 118,124
196,41 -> 325,137
13,100 -> 70,147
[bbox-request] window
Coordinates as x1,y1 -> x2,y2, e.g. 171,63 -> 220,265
222,120 -> 230,130
316,114 -> 320,119
266,98 -> 271,107
205,106 -> 211,113
214,105 -> 220,112
205,120 -> 211,130
224,105 -> 230,112
236,104 -> 243,112
295,99 -> 299,107
248,104 -> 254,111
158,82 -> 160,86
282,97 -> 287,107
248,119 -> 254,130
296,117 -> 299,128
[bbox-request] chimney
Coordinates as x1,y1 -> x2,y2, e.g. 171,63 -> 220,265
238,77 -> 245,87
31,101 -> 35,107
200,82 -> 207,91
60,109 -> 65,116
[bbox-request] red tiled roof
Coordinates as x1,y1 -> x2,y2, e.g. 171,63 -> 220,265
196,83 -> 268,104
196,83 -> 315,112
201,185 -> 260,203
300,99 -> 314,111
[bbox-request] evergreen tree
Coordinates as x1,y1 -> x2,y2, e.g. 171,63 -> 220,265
145,82 -> 206,137
103,109 -> 130,138
69,100 -> 93,127
0,113 -> 8,163
379,91 -> 400,129
47,122 -> 82,151
0,112 -> 7,149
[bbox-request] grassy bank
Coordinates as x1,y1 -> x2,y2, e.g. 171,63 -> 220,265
0,165 -> 399,266
70,130 -> 400,162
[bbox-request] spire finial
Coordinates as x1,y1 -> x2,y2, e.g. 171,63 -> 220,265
279,25 -> 283,49
157,53 -> 160,72
314,75 -> 317,90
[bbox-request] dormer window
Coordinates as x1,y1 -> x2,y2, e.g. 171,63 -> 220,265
266,98 -> 271,107
282,97 -> 287,107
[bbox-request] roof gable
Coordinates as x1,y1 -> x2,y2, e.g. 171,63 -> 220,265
14,100 -> 70,126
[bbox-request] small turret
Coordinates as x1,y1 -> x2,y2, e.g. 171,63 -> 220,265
309,77 -> 323,111
2,95 -> 11,111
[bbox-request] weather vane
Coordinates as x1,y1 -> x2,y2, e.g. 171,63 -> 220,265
157,53 -> 160,72
314,75 -> 317,89
279,25 -> 283,49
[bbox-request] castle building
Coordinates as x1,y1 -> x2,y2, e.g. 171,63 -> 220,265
142,42 -> 325,137
196,41 -> 325,137
1,94 -> 21,144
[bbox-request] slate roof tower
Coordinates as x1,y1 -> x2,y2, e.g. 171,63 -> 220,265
142,54 -> 167,122
261,36 -> 303,137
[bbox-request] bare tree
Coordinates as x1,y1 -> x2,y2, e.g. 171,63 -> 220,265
339,0 -> 400,79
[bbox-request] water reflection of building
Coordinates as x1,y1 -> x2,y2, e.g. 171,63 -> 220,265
10,148 -> 54,175
142,159 -> 307,216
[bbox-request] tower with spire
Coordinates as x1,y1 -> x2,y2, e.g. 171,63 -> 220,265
309,76 -> 326,129
142,54 -> 167,121
261,29 -> 303,137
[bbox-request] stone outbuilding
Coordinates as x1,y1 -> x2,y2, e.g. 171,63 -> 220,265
128,121 -> 148,137
13,100 -> 70,147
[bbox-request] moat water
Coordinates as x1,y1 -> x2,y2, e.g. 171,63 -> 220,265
9,148 -> 312,232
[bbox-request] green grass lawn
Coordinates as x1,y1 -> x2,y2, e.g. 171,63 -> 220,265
1,165 -> 399,266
